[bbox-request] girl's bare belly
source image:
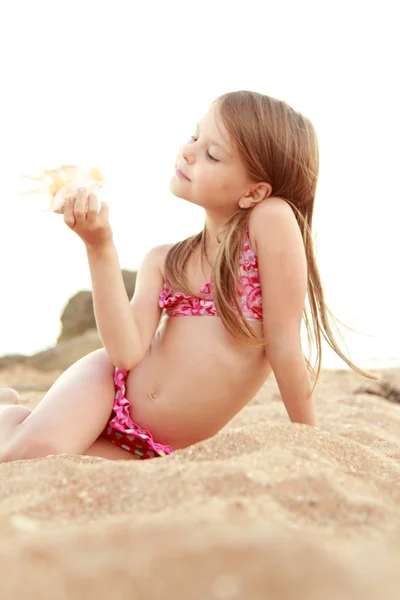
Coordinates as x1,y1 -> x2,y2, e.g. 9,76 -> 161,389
125,315 -> 271,449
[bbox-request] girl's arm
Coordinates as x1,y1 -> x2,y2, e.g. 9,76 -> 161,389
250,198 -> 317,427
86,242 -> 166,371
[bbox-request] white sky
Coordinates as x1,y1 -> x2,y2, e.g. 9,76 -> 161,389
0,0 -> 399,365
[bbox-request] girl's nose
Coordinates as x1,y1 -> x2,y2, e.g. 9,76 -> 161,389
181,147 -> 195,164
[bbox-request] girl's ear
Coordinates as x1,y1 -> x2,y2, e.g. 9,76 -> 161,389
239,182 -> 273,209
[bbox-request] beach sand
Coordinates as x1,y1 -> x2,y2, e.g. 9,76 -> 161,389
0,365 -> 399,599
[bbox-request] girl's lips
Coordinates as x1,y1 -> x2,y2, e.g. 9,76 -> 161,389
175,168 -> 190,181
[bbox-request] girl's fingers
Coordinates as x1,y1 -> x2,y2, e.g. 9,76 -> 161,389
74,187 -> 87,221
62,189 -> 111,244
63,197 -> 76,227
98,200 -> 109,223
86,192 -> 99,222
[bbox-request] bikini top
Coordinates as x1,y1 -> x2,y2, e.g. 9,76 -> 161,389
158,221 -> 263,321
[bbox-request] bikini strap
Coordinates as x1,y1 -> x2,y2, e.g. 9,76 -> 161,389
245,216 -> 250,240
244,216 -> 257,257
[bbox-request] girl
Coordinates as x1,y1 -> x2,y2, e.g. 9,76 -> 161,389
0,90 -> 372,463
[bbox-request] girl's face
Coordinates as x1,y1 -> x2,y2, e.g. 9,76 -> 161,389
169,104 -> 253,216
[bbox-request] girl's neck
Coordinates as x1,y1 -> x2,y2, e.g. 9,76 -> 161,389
203,212 -> 229,255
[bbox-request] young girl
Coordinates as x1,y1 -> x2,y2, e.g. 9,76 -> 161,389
0,90 -> 372,463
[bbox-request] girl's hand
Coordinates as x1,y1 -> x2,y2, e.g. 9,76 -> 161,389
63,187 -> 113,248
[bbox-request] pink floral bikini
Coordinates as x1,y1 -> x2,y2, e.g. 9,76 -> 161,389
101,220 -> 263,459
159,221 -> 263,320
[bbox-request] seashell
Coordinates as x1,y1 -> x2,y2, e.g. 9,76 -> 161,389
51,179 -> 106,214
18,165 -> 105,213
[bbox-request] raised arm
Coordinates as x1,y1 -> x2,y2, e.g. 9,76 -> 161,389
86,243 -> 168,371
250,198 -> 317,427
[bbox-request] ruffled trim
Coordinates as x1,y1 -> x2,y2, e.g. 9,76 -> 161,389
108,368 -> 173,457
159,281 -> 216,317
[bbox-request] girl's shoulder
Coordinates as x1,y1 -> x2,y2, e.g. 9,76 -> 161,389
247,197 -> 299,255
146,243 -> 175,279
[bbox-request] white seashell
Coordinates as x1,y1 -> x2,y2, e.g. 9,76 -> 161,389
51,180 -> 107,214
18,165 -> 106,214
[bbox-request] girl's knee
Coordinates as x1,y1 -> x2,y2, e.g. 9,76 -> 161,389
92,348 -> 116,374
72,348 -> 115,379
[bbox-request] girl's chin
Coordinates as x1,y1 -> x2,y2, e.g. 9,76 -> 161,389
169,177 -> 188,194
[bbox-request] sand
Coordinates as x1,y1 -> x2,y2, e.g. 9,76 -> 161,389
0,365 -> 399,599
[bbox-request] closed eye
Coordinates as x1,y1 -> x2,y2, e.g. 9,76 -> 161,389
190,136 -> 219,162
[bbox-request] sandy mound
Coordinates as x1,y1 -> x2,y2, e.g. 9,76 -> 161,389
0,366 -> 399,599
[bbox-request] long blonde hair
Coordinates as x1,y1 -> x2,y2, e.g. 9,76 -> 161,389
164,91 -> 374,380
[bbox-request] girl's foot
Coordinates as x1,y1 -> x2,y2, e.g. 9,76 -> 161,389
0,388 -> 20,405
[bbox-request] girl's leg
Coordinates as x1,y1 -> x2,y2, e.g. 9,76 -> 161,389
0,389 -> 32,447
0,348 -> 132,463
83,436 -> 141,460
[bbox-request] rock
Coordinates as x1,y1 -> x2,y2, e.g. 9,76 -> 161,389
57,291 -> 95,343
0,330 -> 103,373
354,381 -> 400,404
0,269 -> 136,372
27,329 -> 103,371
57,270 -> 136,343
0,354 -> 30,369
